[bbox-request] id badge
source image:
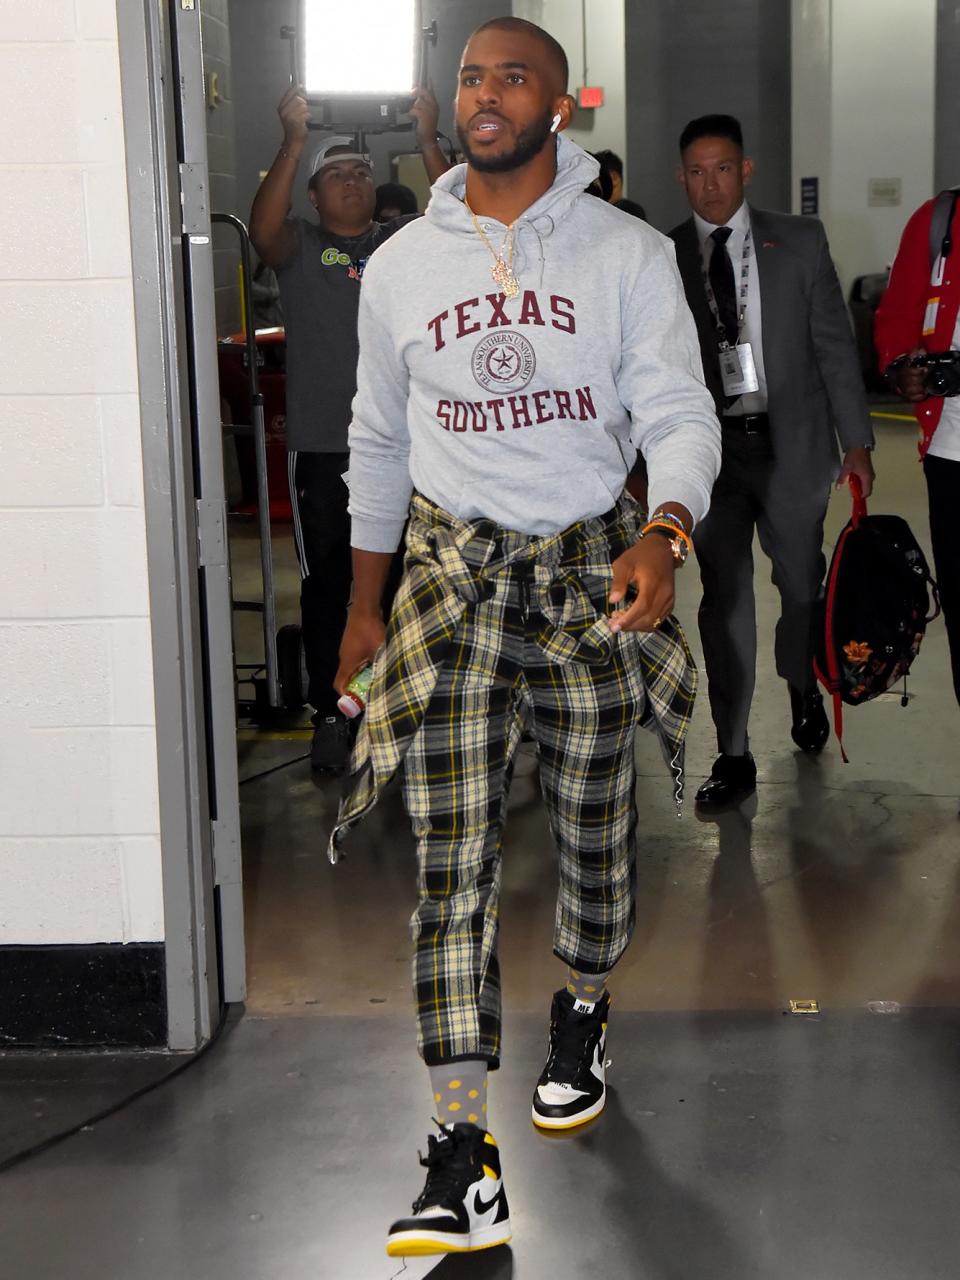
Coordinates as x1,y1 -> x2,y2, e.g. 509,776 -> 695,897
719,342 -> 760,396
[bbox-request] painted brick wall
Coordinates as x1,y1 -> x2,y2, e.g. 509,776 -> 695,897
0,0 -> 164,944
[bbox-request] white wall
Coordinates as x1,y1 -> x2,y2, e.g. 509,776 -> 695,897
792,0 -> 937,290
512,0 -> 628,190
0,0 -> 164,944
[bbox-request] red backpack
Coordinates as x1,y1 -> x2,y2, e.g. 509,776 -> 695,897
814,477 -> 939,761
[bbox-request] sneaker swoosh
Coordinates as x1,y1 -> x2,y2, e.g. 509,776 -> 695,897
474,1187 -> 503,1216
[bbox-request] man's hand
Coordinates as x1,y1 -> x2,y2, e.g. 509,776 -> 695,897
278,83 -> 310,148
335,609 -> 386,695
838,446 -> 875,498
411,84 -> 452,184
887,347 -> 928,403
608,536 -> 676,633
250,84 -> 310,267
409,84 -> 440,150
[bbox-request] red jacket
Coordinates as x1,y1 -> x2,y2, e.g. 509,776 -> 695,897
875,194 -> 960,457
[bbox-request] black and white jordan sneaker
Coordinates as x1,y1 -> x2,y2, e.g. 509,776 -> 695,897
532,987 -> 610,1130
386,1122 -> 512,1257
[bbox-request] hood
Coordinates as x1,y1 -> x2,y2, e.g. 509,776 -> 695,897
425,133 -> 601,241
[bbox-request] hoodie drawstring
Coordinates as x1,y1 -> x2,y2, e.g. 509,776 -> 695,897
517,213 -> 555,290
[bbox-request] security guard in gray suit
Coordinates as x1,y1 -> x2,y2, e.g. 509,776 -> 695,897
669,115 -> 875,809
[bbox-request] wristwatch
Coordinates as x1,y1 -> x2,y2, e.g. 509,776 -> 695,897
642,524 -> 690,565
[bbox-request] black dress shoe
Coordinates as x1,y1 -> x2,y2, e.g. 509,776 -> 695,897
695,753 -> 757,810
789,687 -> 830,754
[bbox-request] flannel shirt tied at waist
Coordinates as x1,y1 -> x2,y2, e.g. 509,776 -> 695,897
328,491 -> 698,862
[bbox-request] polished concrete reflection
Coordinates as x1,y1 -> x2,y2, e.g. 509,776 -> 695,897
3,1010 -> 960,1279
4,420 -> 959,1277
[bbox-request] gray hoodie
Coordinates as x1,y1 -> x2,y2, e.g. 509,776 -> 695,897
348,135 -> 720,552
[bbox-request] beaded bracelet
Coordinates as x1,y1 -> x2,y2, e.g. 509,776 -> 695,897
647,509 -> 690,540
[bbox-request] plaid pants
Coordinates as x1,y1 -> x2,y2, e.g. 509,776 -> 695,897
402,514 -> 646,1068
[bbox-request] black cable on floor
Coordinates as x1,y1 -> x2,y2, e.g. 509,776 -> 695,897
0,1005 -> 234,1176
238,752 -> 310,785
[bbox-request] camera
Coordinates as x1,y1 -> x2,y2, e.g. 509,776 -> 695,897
911,350 -> 960,397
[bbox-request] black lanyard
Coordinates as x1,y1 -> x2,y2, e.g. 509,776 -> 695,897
700,228 -> 752,347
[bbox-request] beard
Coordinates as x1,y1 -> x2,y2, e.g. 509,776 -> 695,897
456,106 -> 556,174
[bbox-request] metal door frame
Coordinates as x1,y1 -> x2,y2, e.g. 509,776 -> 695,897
116,0 -> 246,1049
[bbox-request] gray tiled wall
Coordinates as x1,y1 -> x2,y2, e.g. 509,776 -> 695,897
624,0 -> 792,234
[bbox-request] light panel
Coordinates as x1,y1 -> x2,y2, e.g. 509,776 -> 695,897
302,0 -> 419,96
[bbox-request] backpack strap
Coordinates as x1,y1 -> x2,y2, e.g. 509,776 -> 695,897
848,472 -> 867,527
929,187 -> 960,271
928,582 -> 942,623
831,691 -> 848,765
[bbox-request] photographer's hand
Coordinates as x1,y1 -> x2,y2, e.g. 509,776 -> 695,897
278,82 -> 310,147
888,347 -> 928,403
250,85 -> 310,269
410,84 -> 452,185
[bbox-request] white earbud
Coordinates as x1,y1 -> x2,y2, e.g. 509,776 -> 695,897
550,112 -> 562,133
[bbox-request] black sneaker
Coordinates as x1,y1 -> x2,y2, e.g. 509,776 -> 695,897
386,1123 -> 511,1258
532,988 -> 610,1130
309,715 -> 351,774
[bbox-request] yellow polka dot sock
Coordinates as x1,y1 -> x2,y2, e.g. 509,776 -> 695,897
565,967 -> 611,1010
428,1060 -> 489,1130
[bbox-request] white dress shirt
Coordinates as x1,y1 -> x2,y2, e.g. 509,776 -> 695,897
694,201 -> 768,415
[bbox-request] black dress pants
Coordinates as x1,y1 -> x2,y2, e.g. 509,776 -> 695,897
693,428 -> 828,756
924,454 -> 960,707
288,449 -> 405,715
288,450 -> 352,715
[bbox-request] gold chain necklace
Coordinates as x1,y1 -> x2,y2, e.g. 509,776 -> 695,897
465,201 -> 520,298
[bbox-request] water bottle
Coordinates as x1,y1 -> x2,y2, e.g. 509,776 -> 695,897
336,664 -> 374,719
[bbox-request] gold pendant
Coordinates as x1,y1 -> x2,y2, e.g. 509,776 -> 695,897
492,258 -> 520,298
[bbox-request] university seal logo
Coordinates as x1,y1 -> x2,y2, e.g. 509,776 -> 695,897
471,331 -> 536,393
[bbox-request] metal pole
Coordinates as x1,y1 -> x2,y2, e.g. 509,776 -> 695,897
212,213 -> 281,709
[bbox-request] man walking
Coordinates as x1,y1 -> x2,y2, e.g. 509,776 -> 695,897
670,114 -> 875,810
332,18 -> 720,1256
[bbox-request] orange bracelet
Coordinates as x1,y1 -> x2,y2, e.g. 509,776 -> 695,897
642,520 -> 692,551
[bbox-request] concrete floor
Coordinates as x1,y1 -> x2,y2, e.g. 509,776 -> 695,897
3,418 -> 959,1278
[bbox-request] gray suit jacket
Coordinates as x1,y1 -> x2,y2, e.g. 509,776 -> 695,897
669,207 -> 874,490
